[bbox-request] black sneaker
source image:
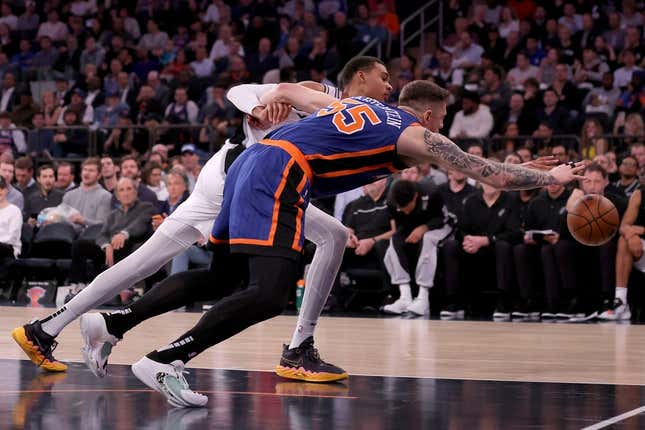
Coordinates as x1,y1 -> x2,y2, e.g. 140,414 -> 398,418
11,320 -> 67,372
275,337 -> 348,382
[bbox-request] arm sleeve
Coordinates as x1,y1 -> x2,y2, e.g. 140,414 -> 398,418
448,112 -> 462,138
13,129 -> 25,152
226,84 -> 277,115
493,202 -> 523,244
95,213 -> 113,248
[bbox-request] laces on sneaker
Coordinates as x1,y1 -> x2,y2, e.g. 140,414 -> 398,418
33,336 -> 59,368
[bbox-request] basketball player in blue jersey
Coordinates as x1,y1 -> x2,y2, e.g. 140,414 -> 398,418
11,57 -> 391,382
123,81 -> 585,407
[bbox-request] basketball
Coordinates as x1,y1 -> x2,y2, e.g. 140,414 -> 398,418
567,194 -> 619,246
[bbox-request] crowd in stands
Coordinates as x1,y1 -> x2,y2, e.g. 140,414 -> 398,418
0,0 -> 644,322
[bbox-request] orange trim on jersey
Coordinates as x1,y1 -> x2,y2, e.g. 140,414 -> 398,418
316,163 -> 398,178
410,122 -> 421,127
260,139 -> 313,183
267,158 -> 296,246
209,235 -> 229,244
305,145 -> 395,161
291,173 -> 309,250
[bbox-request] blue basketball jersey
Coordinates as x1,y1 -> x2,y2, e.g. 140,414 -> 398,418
264,96 -> 420,197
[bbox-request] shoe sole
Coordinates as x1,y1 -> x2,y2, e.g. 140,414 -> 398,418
275,365 -> 348,382
11,327 -> 67,372
79,315 -> 107,378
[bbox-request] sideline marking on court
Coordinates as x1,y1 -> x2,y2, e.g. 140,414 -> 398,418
0,388 -> 358,400
581,405 -> 645,430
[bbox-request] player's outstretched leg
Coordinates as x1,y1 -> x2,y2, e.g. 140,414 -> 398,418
276,205 -> 348,382
12,226 -> 199,372
80,266 -> 234,377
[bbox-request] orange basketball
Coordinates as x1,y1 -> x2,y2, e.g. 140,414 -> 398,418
567,194 -> 619,246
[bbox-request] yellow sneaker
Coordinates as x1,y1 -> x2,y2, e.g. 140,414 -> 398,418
275,337 -> 348,383
11,321 -> 67,372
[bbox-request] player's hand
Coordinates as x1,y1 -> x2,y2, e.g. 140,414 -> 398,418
620,225 -> 641,239
523,233 -> 536,245
249,106 -> 272,130
346,232 -> 359,248
544,233 -> 559,245
265,102 -> 292,125
105,245 -> 114,267
548,161 -> 587,185
521,155 -> 558,171
111,233 -> 127,250
355,238 -> 375,256
405,225 -> 429,244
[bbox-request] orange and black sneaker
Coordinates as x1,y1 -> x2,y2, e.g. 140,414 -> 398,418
11,320 -> 67,372
275,337 -> 348,383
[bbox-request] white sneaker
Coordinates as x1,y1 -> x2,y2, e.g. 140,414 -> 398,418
440,309 -> 465,320
132,356 -> 208,408
566,311 -> 599,323
598,299 -> 631,321
382,297 -> 412,315
80,313 -> 119,378
406,297 -> 429,316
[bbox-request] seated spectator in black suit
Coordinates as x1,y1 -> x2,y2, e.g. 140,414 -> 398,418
69,177 -> 154,285
51,109 -> 89,157
246,37 -> 279,83
513,183 -> 571,318
613,155 -> 640,199
438,169 -> 477,232
558,164 -> 628,322
382,178 -> 451,317
441,178 -> 522,321
23,163 -> 63,225
535,87 -> 570,134
0,175 -> 21,266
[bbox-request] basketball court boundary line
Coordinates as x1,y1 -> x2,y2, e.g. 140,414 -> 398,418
581,405 -> 645,429
6,358 -> 645,387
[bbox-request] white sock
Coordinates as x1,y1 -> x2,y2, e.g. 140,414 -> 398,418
417,286 -> 429,302
289,317 -> 317,349
399,284 -> 412,302
41,305 -> 79,337
616,287 -> 628,304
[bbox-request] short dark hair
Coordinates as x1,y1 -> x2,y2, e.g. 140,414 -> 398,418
585,162 -> 607,179
120,155 -> 139,167
338,56 -> 385,90
56,161 -> 75,174
15,156 -> 33,170
37,163 -> 54,177
399,80 -> 450,111
388,179 -> 417,208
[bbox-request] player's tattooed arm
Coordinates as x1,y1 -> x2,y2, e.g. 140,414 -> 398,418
422,130 -> 566,190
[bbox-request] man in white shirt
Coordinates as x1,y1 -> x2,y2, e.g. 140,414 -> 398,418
451,31 -> 484,69
0,175 -> 21,261
614,49 -> 643,89
507,51 -> 540,88
190,47 -> 214,78
36,10 -> 68,42
449,91 -> 494,139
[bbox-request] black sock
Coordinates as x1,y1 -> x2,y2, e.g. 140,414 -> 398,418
102,269 -> 232,339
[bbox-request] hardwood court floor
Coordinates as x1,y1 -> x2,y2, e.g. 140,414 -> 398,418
0,306 -> 643,385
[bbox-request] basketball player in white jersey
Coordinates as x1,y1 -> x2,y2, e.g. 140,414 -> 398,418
12,56 -> 392,382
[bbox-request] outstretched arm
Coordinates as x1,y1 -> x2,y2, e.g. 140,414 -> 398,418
397,127 -> 584,191
259,83 -> 337,114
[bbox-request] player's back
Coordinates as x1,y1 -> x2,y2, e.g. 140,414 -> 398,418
265,96 -> 419,197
